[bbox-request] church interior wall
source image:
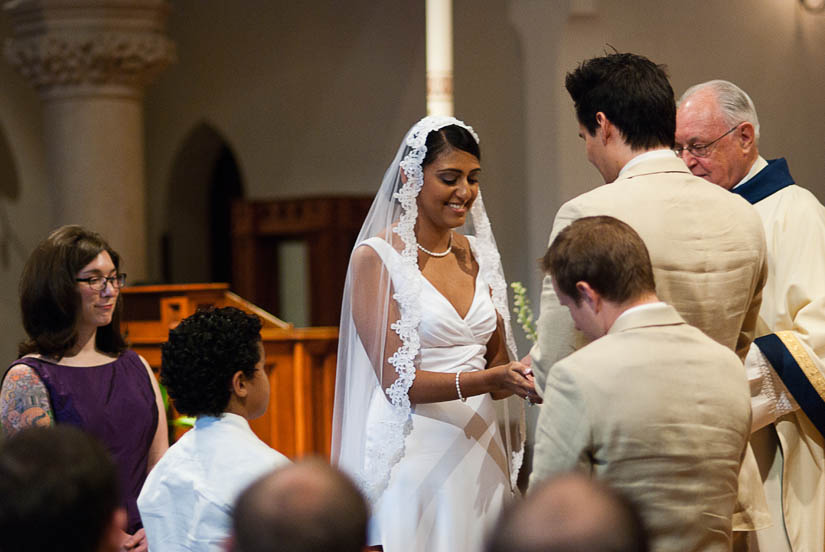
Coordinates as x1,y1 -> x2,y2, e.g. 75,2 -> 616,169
0,15 -> 50,363
554,0 -> 825,212
0,0 -> 822,362
143,1 -> 429,282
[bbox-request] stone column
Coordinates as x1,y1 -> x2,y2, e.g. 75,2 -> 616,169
4,0 -> 175,280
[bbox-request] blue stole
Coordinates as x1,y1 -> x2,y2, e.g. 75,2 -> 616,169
735,159 -> 825,437
755,333 -> 825,437
731,158 -> 794,204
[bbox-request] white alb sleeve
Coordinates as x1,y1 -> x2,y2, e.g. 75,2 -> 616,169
746,341 -> 800,432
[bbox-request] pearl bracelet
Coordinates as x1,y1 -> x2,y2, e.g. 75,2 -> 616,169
455,369 -> 467,402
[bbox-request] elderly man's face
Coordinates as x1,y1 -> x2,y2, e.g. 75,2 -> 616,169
675,89 -> 752,190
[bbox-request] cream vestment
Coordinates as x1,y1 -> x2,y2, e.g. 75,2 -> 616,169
733,157 -> 825,552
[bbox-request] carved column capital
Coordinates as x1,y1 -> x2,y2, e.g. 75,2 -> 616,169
4,0 -> 176,99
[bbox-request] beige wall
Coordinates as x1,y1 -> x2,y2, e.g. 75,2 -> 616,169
555,0 -> 825,208
143,1 -> 428,281
1,0 -> 823,362
0,15 -> 50,363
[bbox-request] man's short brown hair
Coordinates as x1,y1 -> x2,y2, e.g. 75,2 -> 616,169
231,459 -> 368,552
543,216 -> 655,304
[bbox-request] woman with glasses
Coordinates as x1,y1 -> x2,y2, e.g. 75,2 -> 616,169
0,225 -> 167,552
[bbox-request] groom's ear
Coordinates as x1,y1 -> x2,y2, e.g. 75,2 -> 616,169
595,111 -> 612,145
576,281 -> 601,312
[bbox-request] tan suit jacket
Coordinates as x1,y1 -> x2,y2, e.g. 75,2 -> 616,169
530,154 -> 770,530
531,303 -> 752,552
531,154 -> 767,389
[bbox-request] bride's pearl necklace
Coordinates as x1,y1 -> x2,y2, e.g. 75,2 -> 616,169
417,234 -> 453,257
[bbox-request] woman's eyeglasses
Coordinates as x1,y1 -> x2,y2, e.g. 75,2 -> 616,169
76,274 -> 127,291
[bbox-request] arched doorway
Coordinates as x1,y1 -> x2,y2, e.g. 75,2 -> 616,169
163,123 -> 243,285
0,123 -> 25,270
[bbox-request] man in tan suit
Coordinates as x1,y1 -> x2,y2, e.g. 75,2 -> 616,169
530,216 -> 752,552
528,52 -> 770,535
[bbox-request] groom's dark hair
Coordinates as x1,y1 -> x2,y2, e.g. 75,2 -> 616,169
566,52 -> 676,150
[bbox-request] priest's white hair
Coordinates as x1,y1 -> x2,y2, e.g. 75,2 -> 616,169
679,80 -> 760,144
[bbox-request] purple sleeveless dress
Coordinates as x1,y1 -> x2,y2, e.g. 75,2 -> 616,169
10,350 -> 158,533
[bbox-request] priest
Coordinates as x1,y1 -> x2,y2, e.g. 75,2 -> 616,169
676,79 -> 825,552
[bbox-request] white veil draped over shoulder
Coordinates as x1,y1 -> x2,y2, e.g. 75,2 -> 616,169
330,115 -> 525,504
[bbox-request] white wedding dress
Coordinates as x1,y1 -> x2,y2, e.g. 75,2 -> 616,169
361,237 -> 512,552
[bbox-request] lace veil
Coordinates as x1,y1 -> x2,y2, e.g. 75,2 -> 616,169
330,115 -> 525,504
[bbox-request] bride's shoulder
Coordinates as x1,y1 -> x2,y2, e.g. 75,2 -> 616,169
354,236 -> 389,256
352,241 -> 380,261
351,236 -> 396,275
355,230 -> 404,256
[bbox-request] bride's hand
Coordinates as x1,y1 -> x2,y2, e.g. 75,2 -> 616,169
491,362 -> 541,403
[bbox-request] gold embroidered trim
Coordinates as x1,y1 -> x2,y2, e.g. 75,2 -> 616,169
776,330 -> 825,401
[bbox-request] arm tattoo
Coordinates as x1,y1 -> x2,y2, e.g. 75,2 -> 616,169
0,365 -> 54,436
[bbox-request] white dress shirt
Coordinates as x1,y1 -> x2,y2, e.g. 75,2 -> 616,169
138,413 -> 290,552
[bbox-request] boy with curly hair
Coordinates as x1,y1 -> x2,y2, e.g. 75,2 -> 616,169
137,307 -> 290,552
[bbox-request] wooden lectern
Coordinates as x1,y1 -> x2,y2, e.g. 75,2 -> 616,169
120,283 -> 337,459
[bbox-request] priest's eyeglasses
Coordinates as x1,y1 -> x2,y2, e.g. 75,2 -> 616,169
76,274 -> 127,291
673,123 -> 742,158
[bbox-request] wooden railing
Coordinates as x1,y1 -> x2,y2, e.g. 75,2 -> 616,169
120,283 -> 337,459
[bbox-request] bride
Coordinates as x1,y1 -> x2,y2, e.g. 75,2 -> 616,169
331,115 -> 538,552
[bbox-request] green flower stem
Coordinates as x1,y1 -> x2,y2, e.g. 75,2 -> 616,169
510,281 -> 538,343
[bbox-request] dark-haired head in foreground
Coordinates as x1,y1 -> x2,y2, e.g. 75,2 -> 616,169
231,459 -> 368,552
486,472 -> 649,552
0,425 -> 125,552
161,306 -> 266,419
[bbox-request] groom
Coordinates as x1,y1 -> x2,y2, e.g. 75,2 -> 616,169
528,52 -> 770,536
